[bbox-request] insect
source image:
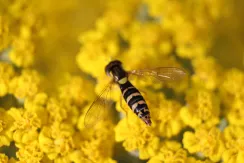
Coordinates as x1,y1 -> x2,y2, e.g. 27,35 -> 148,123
84,60 -> 186,128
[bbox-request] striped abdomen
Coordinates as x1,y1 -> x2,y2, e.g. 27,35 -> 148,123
119,81 -> 152,126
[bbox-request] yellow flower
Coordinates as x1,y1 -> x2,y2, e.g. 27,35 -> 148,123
79,138 -> 116,163
145,0 -> 214,59
122,22 -> 167,49
192,56 -> 223,90
148,92 -> 185,138
50,155 -> 70,163
9,30 -> 35,67
220,69 -> 244,106
0,108 -> 14,147
9,69 -> 42,99
145,0 -> 181,19
102,0 -> 141,29
148,141 -> 187,163
68,150 -> 92,163
16,141 -> 43,163
145,0 -> 230,60
224,125 -> 244,142
0,153 -> 8,163
59,75 -> 96,106
223,126 -> 244,163
39,122 -> 74,160
173,21 -> 212,59
76,21 -> 120,79
0,16 -> 12,51
226,96 -> 244,126
0,153 -> 16,163
115,112 -> 159,158
24,93 -> 49,125
0,63 -> 15,96
46,98 -> 68,123
7,108 -> 41,148
70,149 -> 114,163
120,22 -> 175,70
139,136 -> 160,159
176,41 -> 210,59
26,93 -> 80,127
8,4 -> 46,68
180,88 -> 220,128
186,157 -> 214,163
220,69 -> 244,126
44,97 -> 79,126
183,127 -> 225,162
19,7 -> 46,38
7,0 -> 30,19
62,100 -> 80,126
75,118 -> 116,163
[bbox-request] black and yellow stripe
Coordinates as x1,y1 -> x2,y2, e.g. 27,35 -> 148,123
119,80 -> 150,121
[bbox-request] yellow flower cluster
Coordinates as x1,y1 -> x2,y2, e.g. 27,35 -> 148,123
223,126 -> 244,162
0,153 -> 16,163
0,0 -> 244,163
181,88 -> 220,129
183,127 -> 225,162
0,63 -> 15,96
220,69 -> 244,126
0,16 -> 12,51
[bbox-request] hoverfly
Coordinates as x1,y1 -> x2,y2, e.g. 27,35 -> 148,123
84,60 -> 186,128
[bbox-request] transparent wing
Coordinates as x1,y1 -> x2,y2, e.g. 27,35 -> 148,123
129,67 -> 186,82
84,82 -> 113,128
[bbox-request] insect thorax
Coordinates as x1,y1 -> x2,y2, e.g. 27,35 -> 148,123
105,60 -> 128,83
